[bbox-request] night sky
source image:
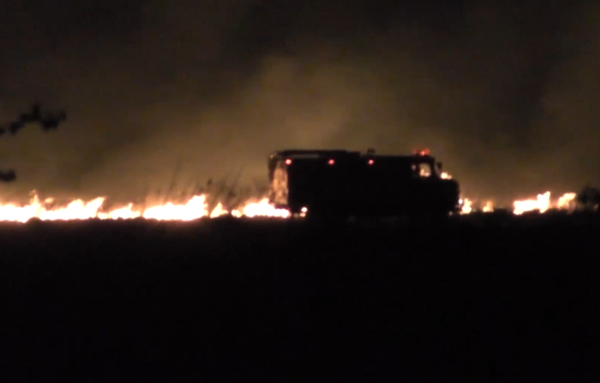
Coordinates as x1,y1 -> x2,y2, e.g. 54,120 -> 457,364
0,0 -> 598,205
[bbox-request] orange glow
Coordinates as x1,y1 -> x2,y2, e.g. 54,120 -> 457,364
512,191 -> 576,215
0,190 -> 581,221
0,163 -> 581,224
0,192 -> 290,222
413,148 -> 430,156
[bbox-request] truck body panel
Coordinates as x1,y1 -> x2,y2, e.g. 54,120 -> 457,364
268,149 -> 460,217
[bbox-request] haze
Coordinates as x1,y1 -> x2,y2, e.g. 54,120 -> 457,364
0,0 -> 598,206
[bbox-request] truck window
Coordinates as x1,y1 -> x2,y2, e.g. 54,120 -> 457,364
411,163 -> 433,177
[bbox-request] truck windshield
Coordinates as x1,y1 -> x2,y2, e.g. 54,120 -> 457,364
411,162 -> 433,177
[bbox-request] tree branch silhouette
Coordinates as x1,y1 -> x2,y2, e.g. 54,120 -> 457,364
0,103 -> 66,182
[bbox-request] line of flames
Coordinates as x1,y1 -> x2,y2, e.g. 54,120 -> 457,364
0,190 -> 580,223
460,191 -> 577,215
0,193 -> 290,223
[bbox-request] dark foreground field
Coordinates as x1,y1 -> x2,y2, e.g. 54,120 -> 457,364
1,213 -> 599,381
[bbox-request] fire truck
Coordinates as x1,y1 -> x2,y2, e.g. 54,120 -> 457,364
268,148 -> 461,218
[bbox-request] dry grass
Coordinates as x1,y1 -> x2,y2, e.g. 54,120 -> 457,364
134,176 -> 270,213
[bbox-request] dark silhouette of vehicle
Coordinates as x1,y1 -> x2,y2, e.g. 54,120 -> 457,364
268,148 -> 461,218
0,103 -> 66,182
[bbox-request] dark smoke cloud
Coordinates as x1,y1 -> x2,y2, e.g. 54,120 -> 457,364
0,0 -> 598,206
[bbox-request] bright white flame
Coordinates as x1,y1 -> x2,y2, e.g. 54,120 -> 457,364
455,192 -> 577,215
0,189 -> 582,222
209,203 -> 229,218
240,198 -> 290,218
513,192 -> 551,215
97,204 -> 141,220
0,192 -> 290,222
557,193 -> 576,210
460,198 -> 472,214
141,195 -> 209,221
482,201 -> 494,213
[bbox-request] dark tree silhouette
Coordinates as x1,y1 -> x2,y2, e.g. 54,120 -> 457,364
0,103 -> 66,182
576,185 -> 600,211
0,169 -> 16,182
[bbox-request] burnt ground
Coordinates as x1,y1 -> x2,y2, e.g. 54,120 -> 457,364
0,213 -> 599,382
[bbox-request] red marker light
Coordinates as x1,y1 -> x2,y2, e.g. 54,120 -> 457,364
368,159 -> 374,165
285,159 -> 292,165
328,159 -> 335,165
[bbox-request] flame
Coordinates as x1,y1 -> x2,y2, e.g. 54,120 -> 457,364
0,192 -> 289,222
482,201 -> 494,213
437,169 -> 576,215
460,198 -> 472,214
557,192 -> 577,209
513,192 -> 551,215
0,188 -> 581,223
240,198 -> 290,218
512,191 -> 578,215
457,192 -> 576,215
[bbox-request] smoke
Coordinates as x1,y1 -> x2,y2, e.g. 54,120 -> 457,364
0,0 -> 599,206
